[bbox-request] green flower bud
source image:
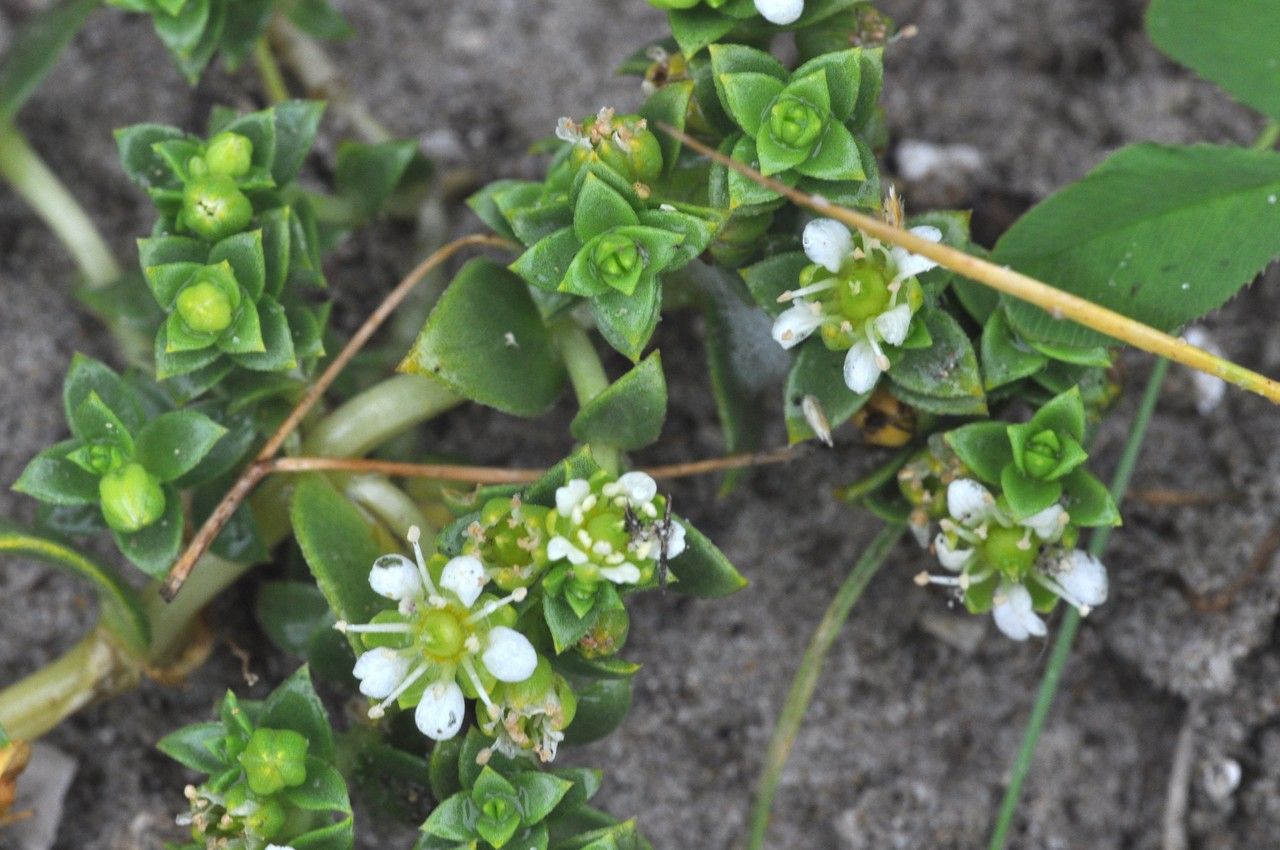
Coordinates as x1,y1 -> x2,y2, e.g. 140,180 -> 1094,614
1022,429 -> 1062,480
182,176 -> 253,241
244,798 -> 286,841
465,497 -> 551,591
576,606 -> 630,658
592,232 -> 641,280
204,132 -> 254,178
98,463 -> 165,533
767,96 -> 826,151
596,124 -> 663,186
175,279 -> 235,334
237,728 -> 309,797
68,441 -> 126,476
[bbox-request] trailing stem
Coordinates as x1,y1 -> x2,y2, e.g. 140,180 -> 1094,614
986,358 -> 1169,850
747,521 -> 907,850
554,320 -> 622,475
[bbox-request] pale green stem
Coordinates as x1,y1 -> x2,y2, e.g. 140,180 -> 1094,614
986,358 -> 1169,850
0,121 -> 121,286
747,521 -> 906,850
254,37 -> 291,105
344,474 -> 432,541
302,373 -> 463,458
554,321 -> 620,474
1251,120 -> 1280,152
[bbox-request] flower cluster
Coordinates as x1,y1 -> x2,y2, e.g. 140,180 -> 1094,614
914,478 -> 1108,640
771,216 -> 941,393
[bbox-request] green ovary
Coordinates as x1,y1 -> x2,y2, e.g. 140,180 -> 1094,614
417,608 -> 467,660
176,280 -> 235,334
768,97 -> 825,150
981,526 -> 1038,580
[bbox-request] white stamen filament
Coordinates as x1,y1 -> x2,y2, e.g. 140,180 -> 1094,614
777,280 -> 836,302
865,324 -> 890,370
407,525 -> 440,597
461,657 -> 499,717
466,587 -> 529,624
1034,573 -> 1092,616
338,622 -> 412,634
368,661 -> 429,718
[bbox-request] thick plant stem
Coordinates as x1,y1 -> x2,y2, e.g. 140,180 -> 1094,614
0,629 -> 139,741
0,122 -> 121,287
1252,121 -> 1280,152
664,126 -> 1280,405
747,521 -> 906,850
302,374 -> 462,458
986,358 -> 1170,850
554,321 -> 621,474
343,474 -> 431,541
254,37 -> 290,104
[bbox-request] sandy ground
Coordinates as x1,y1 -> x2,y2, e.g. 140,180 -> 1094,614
3,1 -> 1280,848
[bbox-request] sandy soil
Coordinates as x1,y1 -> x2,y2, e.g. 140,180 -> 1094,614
2,1 -> 1279,848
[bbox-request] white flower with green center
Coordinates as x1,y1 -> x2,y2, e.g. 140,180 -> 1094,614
772,218 -> 943,393
913,478 -> 1107,640
337,527 -> 540,741
544,471 -> 686,616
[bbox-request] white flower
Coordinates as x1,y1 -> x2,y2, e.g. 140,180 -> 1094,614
612,471 -> 658,505
483,626 -> 539,682
415,681 -> 466,740
843,339 -> 883,393
889,225 -> 942,282
1023,503 -> 1067,543
440,555 -> 486,608
802,218 -> 852,273
600,563 -> 643,584
266,845 -> 297,850
992,582 -> 1047,641
946,479 -> 997,526
665,521 -> 687,559
771,301 -> 824,349
874,303 -> 913,346
368,554 -> 422,601
1036,549 -> 1108,615
353,648 -> 410,699
934,533 -> 974,571
547,535 -> 589,565
555,478 -> 591,516
755,0 -> 804,24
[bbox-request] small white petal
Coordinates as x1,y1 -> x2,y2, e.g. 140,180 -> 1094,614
483,626 -> 538,682
664,522 -> 687,559
1058,550 -> 1108,608
754,0 -> 804,25
600,563 -> 643,584
1023,504 -> 1066,542
440,555 -> 487,607
992,583 -> 1047,641
414,681 -> 466,740
353,648 -> 409,699
616,471 -> 658,505
771,302 -> 824,350
842,340 -> 883,393
934,533 -> 974,572
890,225 -> 943,280
555,479 -> 591,515
801,218 -> 852,273
874,303 -> 913,346
368,554 -> 422,601
547,535 -> 590,565
946,479 -> 996,526
266,845 -> 297,850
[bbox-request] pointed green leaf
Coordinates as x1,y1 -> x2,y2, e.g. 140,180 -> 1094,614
717,72 -> 785,137
1062,467 -> 1121,527
511,228 -> 582,292
14,440 -> 100,506
792,49 -> 862,122
135,410 -> 226,482
795,122 -> 864,182
944,421 -> 1013,485
270,100 -> 325,184
231,297 -> 296,371
574,174 -> 639,242
208,230 -> 266,301
783,342 -> 871,444
980,309 -> 1047,390
590,273 -> 662,361
1000,465 -> 1062,520
570,352 -> 667,450
0,0 -> 98,123
562,679 -> 633,745
668,519 -> 748,597
888,308 -> 983,400
157,722 -> 227,774
401,259 -> 565,416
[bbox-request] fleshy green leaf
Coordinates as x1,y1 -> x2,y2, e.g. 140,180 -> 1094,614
208,230 -> 266,301
717,72 -> 785,137
1000,465 -> 1062,520
256,581 -> 333,655
0,517 -> 149,652
944,421 -> 1012,485
638,80 -> 693,176
63,353 -> 143,434
335,139 -> 419,219
668,519 -> 748,597
271,100 -> 326,184
400,259 -> 566,416
888,308 -> 984,401
13,440 -> 100,506
574,174 -> 639,242
1147,0 -> 1280,120
422,794 -> 473,841
980,309 -> 1047,390
283,757 -> 351,812
157,722 -> 226,774
231,297 -> 297,371
783,342 -> 871,444
542,592 -> 600,655
562,679 -> 633,745
116,123 -> 189,190
569,352 -> 667,451
135,410 -> 226,482
590,274 -> 662,362
792,49 -> 861,122
740,250 -> 809,317
996,144 -> 1280,347
512,770 -> 573,824
1062,467 -> 1121,527
291,474 -> 385,650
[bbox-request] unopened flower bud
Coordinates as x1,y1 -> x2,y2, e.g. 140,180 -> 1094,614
203,132 -> 254,178
98,462 -> 165,532
767,96 -> 825,150
176,280 -> 235,334
237,728 -> 309,796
